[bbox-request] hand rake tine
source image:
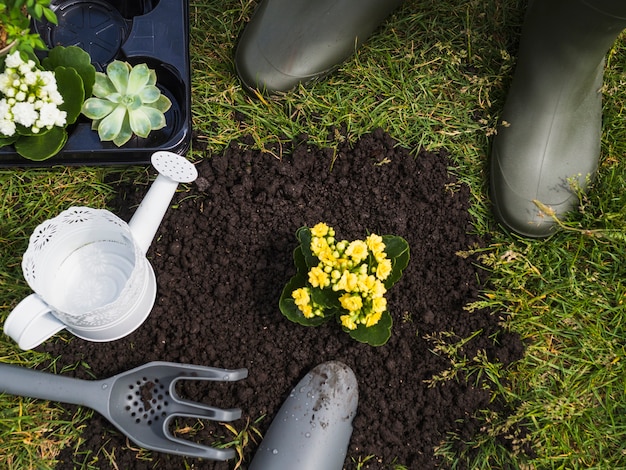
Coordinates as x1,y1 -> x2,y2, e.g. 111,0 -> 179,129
159,424 -> 238,461
165,362 -> 248,382
168,398 -> 243,422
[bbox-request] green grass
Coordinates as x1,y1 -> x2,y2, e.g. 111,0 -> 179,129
2,0 -> 626,468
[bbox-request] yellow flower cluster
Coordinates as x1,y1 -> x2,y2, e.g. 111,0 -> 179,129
292,222 -> 392,330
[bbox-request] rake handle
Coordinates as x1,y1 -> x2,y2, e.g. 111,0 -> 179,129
0,363 -> 107,410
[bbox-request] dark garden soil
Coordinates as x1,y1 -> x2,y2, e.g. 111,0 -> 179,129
41,128 -> 526,469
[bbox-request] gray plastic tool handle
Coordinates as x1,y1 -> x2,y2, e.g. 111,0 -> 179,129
0,363 -> 107,411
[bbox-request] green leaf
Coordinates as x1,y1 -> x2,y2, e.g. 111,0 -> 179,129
92,72 -> 117,98
293,246 -> 308,275
14,127 -> 67,161
346,311 -> 393,346
126,63 -> 151,95
128,108 -> 152,138
81,98 -> 116,120
42,46 -> 95,97
147,68 -> 157,86
105,61 -> 130,94
97,105 -> 126,141
295,227 -> 318,268
138,85 -> 161,104
112,114 -> 133,147
382,235 -> 410,288
279,275 -> 330,327
53,66 -> 84,125
43,7 -> 57,24
141,106 -> 166,130
0,134 -> 19,147
310,286 -> 341,310
151,94 -> 172,113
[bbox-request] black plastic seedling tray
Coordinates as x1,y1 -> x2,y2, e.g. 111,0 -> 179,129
0,0 -> 191,167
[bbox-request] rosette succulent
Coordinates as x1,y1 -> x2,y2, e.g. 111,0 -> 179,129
81,60 -> 171,147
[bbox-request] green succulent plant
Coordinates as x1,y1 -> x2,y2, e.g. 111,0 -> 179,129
81,60 -> 172,147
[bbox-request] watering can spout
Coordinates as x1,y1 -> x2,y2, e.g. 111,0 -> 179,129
128,152 -> 198,255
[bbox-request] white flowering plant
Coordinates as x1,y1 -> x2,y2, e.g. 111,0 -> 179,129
279,223 -> 410,346
0,45 -> 95,160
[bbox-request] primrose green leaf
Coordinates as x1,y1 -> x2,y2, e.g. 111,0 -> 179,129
346,311 -> 393,346
382,235 -> 410,288
293,246 -> 308,276
279,275 -> 332,327
296,227 -> 318,268
147,68 -> 157,86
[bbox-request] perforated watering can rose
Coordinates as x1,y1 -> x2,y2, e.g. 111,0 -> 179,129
279,223 -> 410,346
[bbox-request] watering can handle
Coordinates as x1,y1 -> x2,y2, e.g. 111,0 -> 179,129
128,152 -> 198,255
3,294 -> 66,350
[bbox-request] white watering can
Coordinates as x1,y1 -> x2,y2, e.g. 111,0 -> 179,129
3,151 -> 198,350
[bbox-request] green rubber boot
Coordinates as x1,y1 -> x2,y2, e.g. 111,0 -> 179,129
235,0 -> 404,94
490,0 -> 626,238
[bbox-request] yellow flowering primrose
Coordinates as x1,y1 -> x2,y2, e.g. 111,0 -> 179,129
310,235 -> 329,256
366,233 -> 386,254
376,258 -> 393,281
292,287 -> 310,307
340,313 -> 358,330
308,265 -> 329,288
345,239 -> 369,263
339,293 -> 363,312
316,245 -> 338,266
335,270 -> 359,292
300,304 -> 314,318
357,273 -> 377,293
364,310 -> 383,328
311,222 -> 330,237
281,222 -> 409,346
373,250 -> 388,263
371,296 -> 387,314
371,279 -> 387,298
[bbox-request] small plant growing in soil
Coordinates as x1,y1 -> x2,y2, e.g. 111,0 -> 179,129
81,60 -> 171,147
280,222 -> 409,346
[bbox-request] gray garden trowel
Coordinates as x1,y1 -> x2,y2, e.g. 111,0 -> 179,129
249,360 -> 358,469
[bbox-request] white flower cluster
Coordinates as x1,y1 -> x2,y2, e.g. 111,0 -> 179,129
0,51 -> 66,137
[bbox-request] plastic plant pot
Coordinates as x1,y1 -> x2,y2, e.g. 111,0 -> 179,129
0,0 -> 191,167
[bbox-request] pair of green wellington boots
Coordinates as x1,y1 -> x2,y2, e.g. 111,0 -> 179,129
235,0 -> 626,238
